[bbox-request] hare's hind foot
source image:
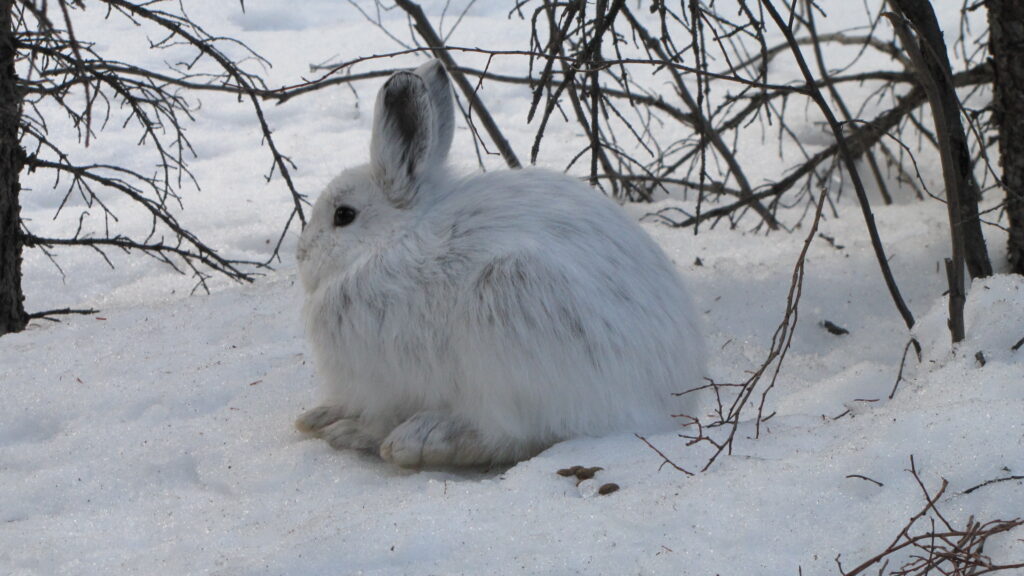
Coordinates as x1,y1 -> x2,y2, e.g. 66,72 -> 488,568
295,405 -> 350,436
380,411 -> 529,469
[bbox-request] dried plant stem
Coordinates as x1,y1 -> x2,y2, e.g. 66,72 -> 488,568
886,2 -> 993,343
762,0 -> 916,331
621,7 -> 779,230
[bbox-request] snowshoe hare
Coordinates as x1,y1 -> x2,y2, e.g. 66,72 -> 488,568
295,60 -> 704,468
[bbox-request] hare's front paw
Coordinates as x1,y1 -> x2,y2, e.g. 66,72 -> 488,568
295,405 -> 350,436
380,411 -> 489,468
319,419 -> 384,452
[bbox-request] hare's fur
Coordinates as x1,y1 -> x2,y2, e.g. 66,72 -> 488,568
296,60 -> 704,468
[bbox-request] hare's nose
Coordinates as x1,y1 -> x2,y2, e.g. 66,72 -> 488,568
296,228 -> 316,262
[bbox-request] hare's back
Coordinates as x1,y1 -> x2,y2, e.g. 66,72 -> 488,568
438,169 -> 704,438
440,168 -> 684,297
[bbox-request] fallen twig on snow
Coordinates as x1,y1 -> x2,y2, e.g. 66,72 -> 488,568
834,456 -> 1024,576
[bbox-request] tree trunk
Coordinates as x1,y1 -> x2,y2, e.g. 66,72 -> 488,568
889,0 -> 992,283
989,0 -> 1024,275
0,0 -> 27,336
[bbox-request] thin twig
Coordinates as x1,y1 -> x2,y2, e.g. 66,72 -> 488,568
27,307 -> 99,321
393,0 -> 521,168
762,0 -> 916,331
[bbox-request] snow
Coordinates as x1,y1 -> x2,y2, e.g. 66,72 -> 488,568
2,1 -> 1022,575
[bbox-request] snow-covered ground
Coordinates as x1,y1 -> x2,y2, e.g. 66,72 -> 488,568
2,2 -> 1022,575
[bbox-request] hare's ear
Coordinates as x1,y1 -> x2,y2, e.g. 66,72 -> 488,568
371,71 -> 434,207
413,60 -> 454,164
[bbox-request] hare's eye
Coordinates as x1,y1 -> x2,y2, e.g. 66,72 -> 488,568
333,206 -> 358,227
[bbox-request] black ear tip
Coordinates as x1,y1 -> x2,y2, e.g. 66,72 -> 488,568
383,72 -> 422,97
382,72 -> 428,114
